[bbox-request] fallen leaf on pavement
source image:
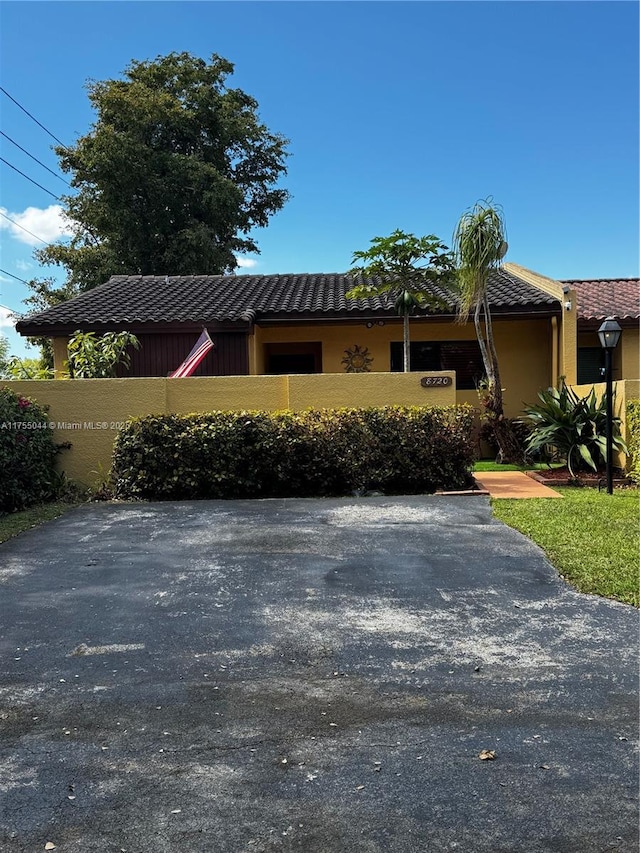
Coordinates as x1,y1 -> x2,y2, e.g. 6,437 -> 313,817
479,750 -> 496,760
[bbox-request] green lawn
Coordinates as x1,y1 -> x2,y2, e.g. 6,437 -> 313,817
0,503 -> 77,544
492,488 -> 639,606
473,460 -> 565,473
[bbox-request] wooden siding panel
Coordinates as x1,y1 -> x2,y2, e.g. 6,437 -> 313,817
120,332 -> 248,377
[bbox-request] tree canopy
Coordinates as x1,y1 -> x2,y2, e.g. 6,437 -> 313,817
346,230 -> 455,372
36,52 -> 290,292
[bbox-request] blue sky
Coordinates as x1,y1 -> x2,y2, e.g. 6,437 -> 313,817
1,0 -> 638,357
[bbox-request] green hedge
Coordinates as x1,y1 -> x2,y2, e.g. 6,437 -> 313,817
0,387 -> 60,513
626,400 -> 640,483
111,406 -> 476,501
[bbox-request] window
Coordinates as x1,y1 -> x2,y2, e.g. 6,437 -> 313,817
390,340 -> 484,390
265,342 -> 322,374
577,347 -> 605,384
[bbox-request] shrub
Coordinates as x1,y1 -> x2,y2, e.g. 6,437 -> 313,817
522,381 -> 627,478
111,405 -> 476,501
626,400 -> 640,484
67,331 -> 140,378
0,387 -> 61,512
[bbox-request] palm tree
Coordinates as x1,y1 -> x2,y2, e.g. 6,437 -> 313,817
346,230 -> 454,372
453,199 -> 523,462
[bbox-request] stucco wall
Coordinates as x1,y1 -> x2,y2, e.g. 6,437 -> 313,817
3,373 -> 456,486
257,317 -> 551,418
620,329 -> 639,381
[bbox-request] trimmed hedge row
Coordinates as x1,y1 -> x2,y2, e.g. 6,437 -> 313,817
0,387 -> 60,513
627,400 -> 640,484
111,406 -> 476,500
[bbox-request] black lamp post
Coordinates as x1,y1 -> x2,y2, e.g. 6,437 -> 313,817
597,317 -> 622,495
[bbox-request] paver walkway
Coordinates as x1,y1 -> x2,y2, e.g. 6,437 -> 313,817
474,470 -> 562,498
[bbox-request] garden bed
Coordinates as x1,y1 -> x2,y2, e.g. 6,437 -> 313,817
526,469 -> 632,488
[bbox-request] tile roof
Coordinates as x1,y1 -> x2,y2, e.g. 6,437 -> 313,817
16,268 -> 558,333
562,278 -> 639,322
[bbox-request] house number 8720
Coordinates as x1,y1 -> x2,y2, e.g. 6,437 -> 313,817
420,376 -> 452,387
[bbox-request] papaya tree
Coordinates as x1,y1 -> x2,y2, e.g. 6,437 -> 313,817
346,230 -> 455,372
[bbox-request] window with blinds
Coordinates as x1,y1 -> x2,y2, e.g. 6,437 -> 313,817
390,340 -> 485,389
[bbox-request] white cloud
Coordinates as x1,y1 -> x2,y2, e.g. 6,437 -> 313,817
0,305 -> 18,330
235,256 -> 258,269
0,204 -> 74,246
15,259 -> 32,272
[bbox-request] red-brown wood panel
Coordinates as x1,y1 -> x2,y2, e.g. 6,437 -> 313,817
119,332 -> 248,377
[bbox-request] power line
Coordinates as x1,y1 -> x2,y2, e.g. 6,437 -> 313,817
0,131 -> 70,186
0,157 -> 60,199
0,209 -> 49,245
0,86 -> 67,148
0,268 -> 29,285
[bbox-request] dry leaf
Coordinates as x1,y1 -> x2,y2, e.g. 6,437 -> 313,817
45,845 -> 56,851
478,749 -> 496,760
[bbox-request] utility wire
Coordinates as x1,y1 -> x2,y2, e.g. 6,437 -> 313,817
0,86 -> 67,148
0,131 -> 70,186
0,157 -> 60,200
0,210 -> 49,245
0,268 -> 29,285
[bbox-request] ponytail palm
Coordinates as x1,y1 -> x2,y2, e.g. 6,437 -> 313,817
453,200 -> 522,462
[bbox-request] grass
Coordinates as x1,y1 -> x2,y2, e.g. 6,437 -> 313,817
473,460 -> 566,473
492,487 -> 639,606
0,502 -> 78,544
474,461 -> 523,472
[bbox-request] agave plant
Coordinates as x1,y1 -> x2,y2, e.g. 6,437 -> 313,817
522,381 -> 627,478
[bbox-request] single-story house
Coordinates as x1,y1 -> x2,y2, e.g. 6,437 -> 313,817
15,264 -> 638,418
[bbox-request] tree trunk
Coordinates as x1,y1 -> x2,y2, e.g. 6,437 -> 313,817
403,312 -> 410,372
476,295 -> 525,465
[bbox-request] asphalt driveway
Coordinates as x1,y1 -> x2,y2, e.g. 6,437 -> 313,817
0,496 -> 637,853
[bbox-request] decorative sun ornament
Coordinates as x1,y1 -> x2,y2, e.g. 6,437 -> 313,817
342,344 -> 374,373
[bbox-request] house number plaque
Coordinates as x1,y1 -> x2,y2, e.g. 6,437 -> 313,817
420,376 -> 452,388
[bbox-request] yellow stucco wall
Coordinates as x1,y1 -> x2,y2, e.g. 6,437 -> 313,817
621,330 -> 640,381
2,373 -> 457,486
4,379 -> 167,486
258,317 -> 551,418
288,371 -> 455,410
166,375 -> 289,413
52,337 -> 69,379
502,263 -> 576,385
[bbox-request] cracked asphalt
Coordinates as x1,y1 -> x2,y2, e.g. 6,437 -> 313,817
0,496 -> 638,853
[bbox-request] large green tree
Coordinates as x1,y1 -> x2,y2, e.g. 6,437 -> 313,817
453,198 -> 523,463
35,52 -> 290,292
346,230 -> 455,372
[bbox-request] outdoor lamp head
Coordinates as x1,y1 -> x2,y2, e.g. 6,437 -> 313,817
597,317 -> 622,350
